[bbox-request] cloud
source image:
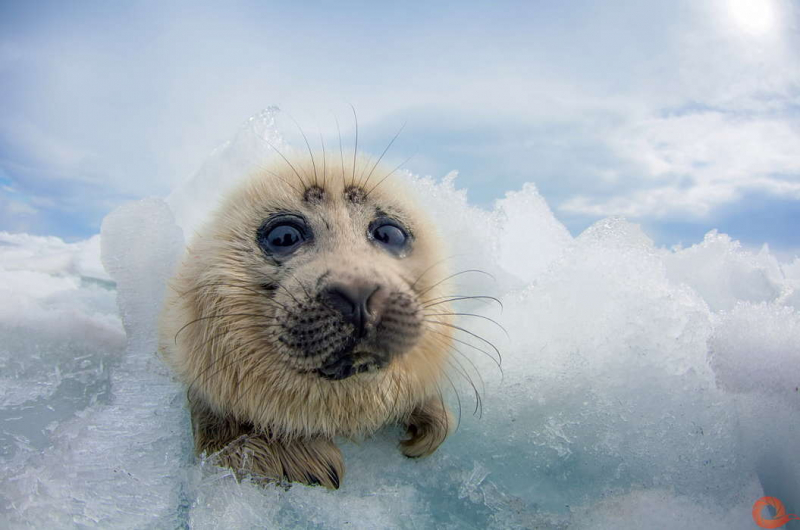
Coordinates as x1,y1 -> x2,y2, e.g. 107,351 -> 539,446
561,111 -> 800,218
0,0 -> 798,249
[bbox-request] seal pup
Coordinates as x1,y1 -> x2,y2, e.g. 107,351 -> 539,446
159,151 -> 457,489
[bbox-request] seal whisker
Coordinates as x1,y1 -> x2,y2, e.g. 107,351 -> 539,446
349,104 -> 359,187
440,368 -> 462,432
439,337 -> 487,396
387,368 -> 402,421
177,279 -> 270,299
422,319 -> 503,365
408,254 -> 459,290
319,131 -> 327,190
283,271 -> 313,302
208,276 -> 302,308
425,327 -> 502,373
424,312 -> 509,339
417,269 -> 496,298
287,113 -> 319,187
335,116 -> 346,187
356,154 -> 373,188
255,165 -> 304,195
183,281 -> 291,311
428,332 -> 484,417
421,295 -> 504,313
262,138 -> 309,189
194,323 -> 281,354
364,154 -> 415,199
449,348 -> 484,417
188,331 -> 279,403
229,353 -> 275,411
369,367 -> 389,418
362,121 -> 406,190
446,356 -> 482,418
435,380 -> 447,435
175,313 -> 277,344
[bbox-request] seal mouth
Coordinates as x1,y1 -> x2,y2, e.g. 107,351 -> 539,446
316,342 -> 387,380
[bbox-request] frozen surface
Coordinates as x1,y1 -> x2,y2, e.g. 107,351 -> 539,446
2,110 -> 799,529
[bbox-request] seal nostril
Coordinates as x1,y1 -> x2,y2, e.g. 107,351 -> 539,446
326,288 -> 357,317
323,282 -> 380,338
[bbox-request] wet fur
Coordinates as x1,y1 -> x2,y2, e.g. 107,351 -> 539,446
159,153 -> 456,488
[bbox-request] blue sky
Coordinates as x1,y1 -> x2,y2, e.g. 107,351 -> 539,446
1,0 -> 799,255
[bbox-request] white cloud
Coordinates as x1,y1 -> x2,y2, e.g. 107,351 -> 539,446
562,112 -> 800,218
0,0 -> 798,241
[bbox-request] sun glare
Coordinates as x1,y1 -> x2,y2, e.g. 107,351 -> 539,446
727,0 -> 777,35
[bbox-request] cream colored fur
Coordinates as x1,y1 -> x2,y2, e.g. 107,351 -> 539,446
159,153 -> 454,488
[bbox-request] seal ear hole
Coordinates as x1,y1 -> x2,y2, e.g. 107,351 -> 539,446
262,283 -> 278,292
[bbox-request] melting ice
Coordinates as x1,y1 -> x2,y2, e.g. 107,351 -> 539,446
2,109 -> 799,529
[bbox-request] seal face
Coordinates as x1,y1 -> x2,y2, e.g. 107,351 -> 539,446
259,202 -> 423,380
251,185 -> 426,380
159,153 -> 456,488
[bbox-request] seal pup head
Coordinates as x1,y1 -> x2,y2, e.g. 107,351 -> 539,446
160,153 -> 454,439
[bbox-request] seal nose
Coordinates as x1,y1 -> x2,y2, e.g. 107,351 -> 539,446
323,282 -> 379,338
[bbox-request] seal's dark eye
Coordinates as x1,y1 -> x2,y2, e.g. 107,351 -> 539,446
369,219 -> 410,256
257,216 -> 310,257
268,225 -> 302,248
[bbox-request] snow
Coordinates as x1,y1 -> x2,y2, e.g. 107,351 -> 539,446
2,110 -> 799,529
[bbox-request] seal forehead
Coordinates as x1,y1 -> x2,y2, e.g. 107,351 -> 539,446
285,181 -> 414,228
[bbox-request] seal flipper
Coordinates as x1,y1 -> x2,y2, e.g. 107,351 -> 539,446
399,396 -> 453,458
190,394 -> 344,489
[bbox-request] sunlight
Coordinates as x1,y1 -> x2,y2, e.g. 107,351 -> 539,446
728,0 -> 777,35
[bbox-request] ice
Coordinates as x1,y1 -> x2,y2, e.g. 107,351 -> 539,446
493,183 -> 573,285
711,303 -> 800,395
0,232 -> 126,521
166,107 -> 286,239
662,231 -> 785,312
3,109 -> 800,528
569,483 -> 764,530
100,198 -> 185,350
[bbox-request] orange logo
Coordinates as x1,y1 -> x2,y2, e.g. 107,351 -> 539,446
753,497 -> 799,528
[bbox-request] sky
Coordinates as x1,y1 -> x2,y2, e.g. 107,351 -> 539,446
1,0 -> 799,255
